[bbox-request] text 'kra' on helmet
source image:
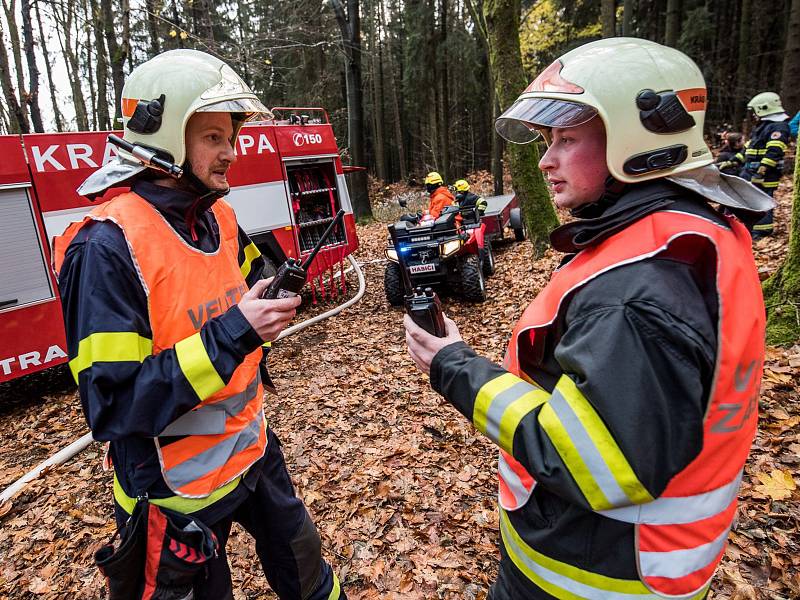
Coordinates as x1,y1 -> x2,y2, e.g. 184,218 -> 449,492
494,38 -> 713,183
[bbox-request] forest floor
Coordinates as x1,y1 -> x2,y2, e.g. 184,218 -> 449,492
0,175 -> 798,599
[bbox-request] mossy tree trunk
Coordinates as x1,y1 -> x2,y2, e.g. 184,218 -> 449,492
763,151 -> 800,345
483,0 -> 558,258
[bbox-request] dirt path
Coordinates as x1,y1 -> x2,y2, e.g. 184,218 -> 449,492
0,197 -> 798,599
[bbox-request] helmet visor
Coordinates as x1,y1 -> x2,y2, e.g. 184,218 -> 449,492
495,98 -> 598,144
196,97 -> 272,120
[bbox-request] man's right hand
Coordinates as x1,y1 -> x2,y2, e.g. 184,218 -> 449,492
238,278 -> 301,342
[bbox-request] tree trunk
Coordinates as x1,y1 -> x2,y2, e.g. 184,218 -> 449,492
145,0 -> 161,56
763,149 -> 800,345
439,0 -> 450,181
781,0 -> 800,115
3,0 -> 28,110
330,0 -> 372,219
90,0 -> 111,130
0,16 -> 27,133
484,0 -> 558,257
369,0 -> 387,181
601,0 -> 616,37
103,0 -> 129,126
2,0 -> 31,132
623,0 -> 635,36
492,95 -> 504,195
382,0 -> 407,181
82,0 -> 98,130
20,0 -> 43,131
734,0 -> 751,127
664,0 -> 681,47
56,0 -> 89,130
34,0 -> 64,131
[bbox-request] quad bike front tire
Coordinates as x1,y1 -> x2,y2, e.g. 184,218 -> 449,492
481,239 -> 495,277
384,261 -> 405,306
461,255 -> 486,302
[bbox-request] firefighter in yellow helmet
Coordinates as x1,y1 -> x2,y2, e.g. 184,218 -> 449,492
453,179 -> 488,222
424,171 -> 456,218
54,50 -> 346,599
404,38 -> 771,599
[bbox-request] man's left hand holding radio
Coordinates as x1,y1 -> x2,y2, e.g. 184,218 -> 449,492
239,278 -> 302,341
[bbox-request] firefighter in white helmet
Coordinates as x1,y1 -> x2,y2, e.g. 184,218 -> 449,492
54,50 -> 345,599
405,38 -> 770,599
730,92 -> 791,237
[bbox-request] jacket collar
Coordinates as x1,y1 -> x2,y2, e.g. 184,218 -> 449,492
550,180 -> 683,253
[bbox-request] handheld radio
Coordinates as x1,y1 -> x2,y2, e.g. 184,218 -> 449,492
262,209 -> 346,299
388,224 -> 447,337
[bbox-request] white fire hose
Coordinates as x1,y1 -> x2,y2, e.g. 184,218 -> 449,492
0,255 -> 367,510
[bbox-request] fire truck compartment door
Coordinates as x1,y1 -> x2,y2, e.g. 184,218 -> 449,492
0,186 -> 53,309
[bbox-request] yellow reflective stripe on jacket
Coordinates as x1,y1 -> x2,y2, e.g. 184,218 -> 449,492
766,140 -> 787,151
328,573 -> 341,599
745,148 -> 767,155
753,223 -> 774,231
239,241 -> 261,279
760,157 -> 778,167
473,373 -> 549,454
499,508 -> 661,598
69,332 -> 153,381
538,376 -> 652,510
761,180 -> 780,188
174,332 -> 226,400
113,471 -> 243,515
262,341 -> 272,348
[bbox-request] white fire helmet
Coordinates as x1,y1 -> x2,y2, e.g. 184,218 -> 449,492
78,49 -> 270,198
495,38 -> 713,184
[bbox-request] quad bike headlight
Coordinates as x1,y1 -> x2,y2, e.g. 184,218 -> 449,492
385,248 -> 399,262
440,239 -> 462,257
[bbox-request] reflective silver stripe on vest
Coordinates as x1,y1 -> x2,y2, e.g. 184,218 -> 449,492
498,452 -> 533,509
499,512 -> 661,599
484,381 -> 537,444
160,374 -> 261,437
548,391 -> 631,507
599,470 -> 743,525
164,410 -> 264,491
639,526 -> 730,579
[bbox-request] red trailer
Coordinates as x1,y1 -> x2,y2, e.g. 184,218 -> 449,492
0,109 -> 359,384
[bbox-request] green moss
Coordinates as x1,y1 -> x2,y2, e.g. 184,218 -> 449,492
763,143 -> 800,345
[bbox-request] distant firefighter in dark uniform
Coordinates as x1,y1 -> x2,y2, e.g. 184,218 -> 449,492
736,92 -> 791,237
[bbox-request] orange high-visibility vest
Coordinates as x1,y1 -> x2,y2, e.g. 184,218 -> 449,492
54,192 -> 266,499
501,209 -> 764,597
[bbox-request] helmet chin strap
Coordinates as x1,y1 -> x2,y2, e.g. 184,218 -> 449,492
179,161 -> 231,207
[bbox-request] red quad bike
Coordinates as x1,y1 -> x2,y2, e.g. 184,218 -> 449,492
384,200 -> 493,305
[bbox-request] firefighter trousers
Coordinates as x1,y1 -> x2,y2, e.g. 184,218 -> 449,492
114,429 -> 344,600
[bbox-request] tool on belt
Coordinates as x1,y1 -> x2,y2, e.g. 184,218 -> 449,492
94,498 -> 218,600
388,224 -> 447,337
262,209 -> 345,299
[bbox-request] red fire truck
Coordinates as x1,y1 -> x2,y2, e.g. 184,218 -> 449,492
0,108 -> 359,384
